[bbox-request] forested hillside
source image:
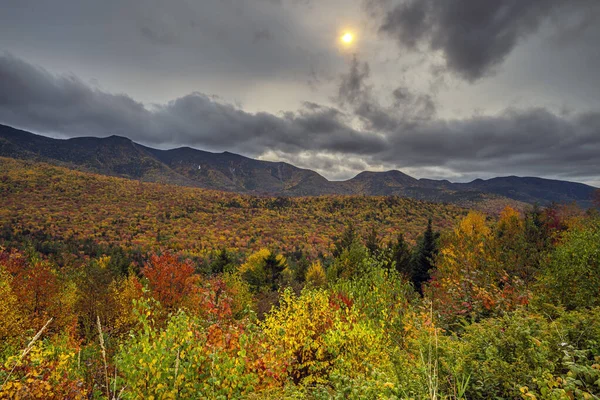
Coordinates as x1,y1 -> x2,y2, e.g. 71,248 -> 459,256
0,157 -> 465,258
2,124 -> 596,208
1,156 -> 599,399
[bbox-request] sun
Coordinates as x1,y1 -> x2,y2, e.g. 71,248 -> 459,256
341,32 -> 354,44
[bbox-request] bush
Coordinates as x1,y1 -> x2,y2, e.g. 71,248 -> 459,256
261,287 -> 393,387
536,220 -> 600,310
115,299 -> 268,399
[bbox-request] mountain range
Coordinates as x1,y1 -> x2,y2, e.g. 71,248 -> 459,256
0,123 -> 596,208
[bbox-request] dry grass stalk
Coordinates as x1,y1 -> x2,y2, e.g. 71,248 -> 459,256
97,315 -> 110,400
1,318 -> 53,390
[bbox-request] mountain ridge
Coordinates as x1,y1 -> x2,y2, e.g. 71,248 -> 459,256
0,123 -> 596,207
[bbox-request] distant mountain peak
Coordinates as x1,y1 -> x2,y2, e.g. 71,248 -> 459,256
0,123 -> 596,207
106,134 -> 131,140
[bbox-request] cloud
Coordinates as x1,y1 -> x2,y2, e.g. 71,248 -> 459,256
0,53 -> 599,185
253,28 -> 275,43
382,108 -> 600,182
336,55 -> 436,131
0,53 -> 384,157
369,0 -> 600,81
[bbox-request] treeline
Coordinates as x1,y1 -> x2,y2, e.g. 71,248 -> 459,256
0,202 -> 599,399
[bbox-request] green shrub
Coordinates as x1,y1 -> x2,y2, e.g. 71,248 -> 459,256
536,220 -> 600,310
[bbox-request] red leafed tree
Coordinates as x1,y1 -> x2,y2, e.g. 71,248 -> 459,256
0,249 -> 61,329
141,252 -> 197,309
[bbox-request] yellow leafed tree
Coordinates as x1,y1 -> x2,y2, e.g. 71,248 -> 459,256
305,261 -> 327,287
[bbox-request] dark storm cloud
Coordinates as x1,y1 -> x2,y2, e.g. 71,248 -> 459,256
0,53 -> 384,156
381,108 -> 600,182
1,53 -> 599,184
370,0 -> 600,81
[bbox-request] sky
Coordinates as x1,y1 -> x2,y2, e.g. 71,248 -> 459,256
0,0 -> 599,186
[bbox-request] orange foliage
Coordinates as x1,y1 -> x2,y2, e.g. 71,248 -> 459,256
141,252 -> 197,310
0,250 -> 63,331
0,157 -> 466,258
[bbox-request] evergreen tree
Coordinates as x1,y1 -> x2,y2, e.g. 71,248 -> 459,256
264,251 -> 286,290
333,223 -> 356,258
293,256 -> 310,283
388,233 -> 412,278
365,226 -> 381,256
411,218 -> 438,295
523,203 -> 551,271
210,248 -> 233,274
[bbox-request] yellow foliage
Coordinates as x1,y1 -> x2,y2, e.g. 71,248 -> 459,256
110,274 -> 144,337
96,255 -> 111,269
1,341 -> 87,399
262,288 -> 392,386
305,261 -> 327,287
456,211 -> 491,238
0,266 -> 23,344
498,206 -> 523,235
222,272 -> 254,317
239,248 -> 272,275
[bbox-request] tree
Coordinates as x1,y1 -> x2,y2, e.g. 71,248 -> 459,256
305,261 -> 327,287
293,255 -> 310,283
411,219 -> 438,295
1,249 -> 62,331
388,233 -> 412,278
537,219 -> 600,310
333,223 -> 356,258
524,204 -> 550,250
365,226 -> 381,256
327,242 -> 369,282
239,249 -> 288,292
264,251 -> 287,290
495,206 -> 534,282
75,255 -> 120,339
210,248 -> 234,275
141,253 -> 197,310
0,265 -> 23,345
430,211 -> 530,328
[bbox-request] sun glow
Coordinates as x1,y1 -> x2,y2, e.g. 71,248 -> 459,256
341,32 -> 354,44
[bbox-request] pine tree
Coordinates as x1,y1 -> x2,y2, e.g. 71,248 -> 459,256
411,218 -> 438,295
365,226 -> 380,256
294,256 -> 310,283
210,248 -> 233,274
523,203 -> 551,271
388,233 -> 412,278
264,251 -> 286,290
333,223 -> 356,258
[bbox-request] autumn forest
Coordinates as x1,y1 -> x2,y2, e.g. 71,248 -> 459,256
1,157 -> 600,399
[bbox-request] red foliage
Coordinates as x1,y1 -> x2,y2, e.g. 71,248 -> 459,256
0,249 -> 61,328
188,277 -> 234,320
329,291 -> 354,311
141,252 -> 196,309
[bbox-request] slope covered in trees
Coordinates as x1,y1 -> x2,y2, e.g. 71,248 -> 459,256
1,124 -> 596,208
1,155 -> 599,399
0,157 -> 465,258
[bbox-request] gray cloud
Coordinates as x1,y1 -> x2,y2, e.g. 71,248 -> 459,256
370,0 -> 600,81
253,28 -> 275,43
337,55 -> 436,131
0,53 -> 384,157
0,53 -> 599,185
374,109 -> 600,186
0,0 -> 343,112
